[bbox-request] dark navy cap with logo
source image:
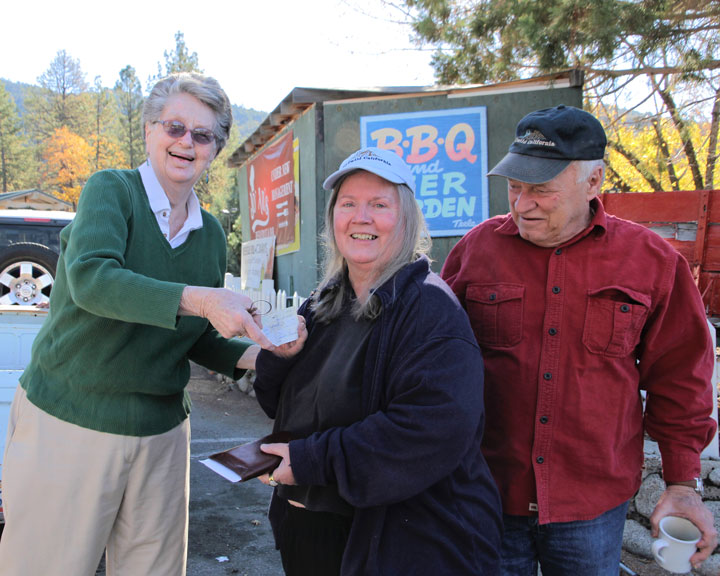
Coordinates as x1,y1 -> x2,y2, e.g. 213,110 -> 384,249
488,105 -> 607,184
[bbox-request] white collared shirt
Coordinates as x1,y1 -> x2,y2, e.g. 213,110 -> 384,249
139,160 -> 203,248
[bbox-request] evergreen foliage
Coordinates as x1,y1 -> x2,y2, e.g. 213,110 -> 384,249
404,0 -> 720,191
0,33 -> 267,268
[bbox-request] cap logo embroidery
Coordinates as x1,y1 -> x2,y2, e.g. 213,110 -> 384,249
515,129 -> 556,148
345,150 -> 392,167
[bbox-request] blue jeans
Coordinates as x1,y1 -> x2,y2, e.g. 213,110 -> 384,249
500,501 -> 629,576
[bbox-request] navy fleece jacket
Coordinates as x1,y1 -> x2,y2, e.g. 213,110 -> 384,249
255,256 -> 502,575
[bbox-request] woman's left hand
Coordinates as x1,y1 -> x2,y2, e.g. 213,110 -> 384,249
271,315 -> 308,359
258,443 -> 296,486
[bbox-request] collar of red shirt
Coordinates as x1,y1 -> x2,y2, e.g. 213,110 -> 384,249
495,197 -> 608,247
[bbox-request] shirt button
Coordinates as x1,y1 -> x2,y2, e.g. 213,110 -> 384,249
540,416 -> 549,424
620,304 -> 630,312
543,372 -> 552,380
555,249 -> 562,255
552,286 -> 561,294
548,328 -> 557,336
536,457 -> 544,464
162,211 -> 168,217
489,293 -> 496,301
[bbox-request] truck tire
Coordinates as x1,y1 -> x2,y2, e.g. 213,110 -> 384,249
0,243 -> 59,306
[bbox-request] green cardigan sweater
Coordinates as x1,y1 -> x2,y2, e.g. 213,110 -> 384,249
20,169 -> 250,436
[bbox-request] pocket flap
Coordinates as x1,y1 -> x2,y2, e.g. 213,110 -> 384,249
587,285 -> 651,308
467,284 -> 525,305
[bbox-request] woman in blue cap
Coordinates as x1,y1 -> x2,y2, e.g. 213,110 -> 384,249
253,147 -> 502,576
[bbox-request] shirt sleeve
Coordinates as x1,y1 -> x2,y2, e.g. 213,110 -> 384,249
188,326 -> 252,380
440,235 -> 468,305
640,251 -> 717,481
62,170 -> 186,329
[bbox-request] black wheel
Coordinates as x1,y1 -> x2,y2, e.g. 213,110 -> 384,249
0,242 -> 59,306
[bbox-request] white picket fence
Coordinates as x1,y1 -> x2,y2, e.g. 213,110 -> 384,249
224,273 -> 306,312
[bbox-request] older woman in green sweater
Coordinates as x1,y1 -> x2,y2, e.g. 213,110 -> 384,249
0,73 -> 279,576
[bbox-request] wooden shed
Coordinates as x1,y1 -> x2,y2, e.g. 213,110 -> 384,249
228,70 -> 584,297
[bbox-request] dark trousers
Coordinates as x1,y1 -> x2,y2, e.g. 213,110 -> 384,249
278,504 -> 353,576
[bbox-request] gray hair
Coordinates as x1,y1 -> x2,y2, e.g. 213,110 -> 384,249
312,170 -> 431,323
143,72 -> 233,155
574,159 -> 606,185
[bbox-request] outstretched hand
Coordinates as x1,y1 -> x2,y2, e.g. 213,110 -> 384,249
179,286 -> 274,349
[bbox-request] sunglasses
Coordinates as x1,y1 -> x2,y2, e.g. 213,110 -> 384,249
153,120 -> 216,146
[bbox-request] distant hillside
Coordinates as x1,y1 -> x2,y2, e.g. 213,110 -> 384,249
232,104 -> 266,140
1,78 -> 39,115
1,77 -> 267,138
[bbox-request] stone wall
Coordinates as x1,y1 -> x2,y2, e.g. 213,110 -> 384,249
624,447 -> 720,576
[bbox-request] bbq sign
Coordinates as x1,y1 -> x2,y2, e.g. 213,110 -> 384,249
361,108 -> 488,237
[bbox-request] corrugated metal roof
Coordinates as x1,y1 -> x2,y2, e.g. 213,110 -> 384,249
226,71 -> 583,169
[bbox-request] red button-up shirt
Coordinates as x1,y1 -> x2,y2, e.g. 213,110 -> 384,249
442,199 -> 716,524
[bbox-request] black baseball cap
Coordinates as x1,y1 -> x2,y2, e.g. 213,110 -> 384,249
488,105 -> 607,184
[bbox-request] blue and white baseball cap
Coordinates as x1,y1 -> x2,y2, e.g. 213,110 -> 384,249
323,147 -> 416,193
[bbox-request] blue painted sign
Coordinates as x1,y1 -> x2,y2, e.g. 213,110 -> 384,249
361,107 -> 488,237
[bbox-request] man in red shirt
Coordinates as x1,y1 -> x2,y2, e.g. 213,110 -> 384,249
442,105 -> 718,575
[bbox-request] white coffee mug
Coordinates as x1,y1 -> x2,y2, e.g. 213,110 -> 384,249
652,515 -> 702,574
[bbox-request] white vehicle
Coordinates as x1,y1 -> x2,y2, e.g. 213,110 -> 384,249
0,305 -> 48,523
0,209 -> 75,306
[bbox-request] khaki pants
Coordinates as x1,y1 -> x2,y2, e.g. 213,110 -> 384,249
0,385 -> 190,576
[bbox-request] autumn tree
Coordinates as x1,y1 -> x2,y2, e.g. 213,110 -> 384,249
0,81 -> 36,192
603,106 -> 713,192
403,0 -> 720,191
25,50 -> 91,139
114,66 -> 145,168
41,127 -> 94,207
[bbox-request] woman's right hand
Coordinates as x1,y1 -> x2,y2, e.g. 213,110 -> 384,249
271,315 -> 308,359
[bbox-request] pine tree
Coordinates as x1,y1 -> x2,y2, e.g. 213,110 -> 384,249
90,76 -> 123,171
0,81 -> 35,192
25,50 -> 91,139
147,31 -> 203,88
114,66 -> 145,169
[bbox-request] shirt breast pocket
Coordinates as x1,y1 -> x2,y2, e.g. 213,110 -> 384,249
466,284 -> 524,348
583,286 -> 650,358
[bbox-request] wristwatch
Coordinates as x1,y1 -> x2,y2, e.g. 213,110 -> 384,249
666,477 -> 704,497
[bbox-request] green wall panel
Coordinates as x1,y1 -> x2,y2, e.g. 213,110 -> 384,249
323,87 -> 583,272
237,86 -> 582,296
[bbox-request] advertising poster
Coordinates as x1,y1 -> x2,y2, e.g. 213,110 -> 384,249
361,107 -> 488,237
240,236 -> 276,290
287,137 -> 301,255
247,131 -> 299,254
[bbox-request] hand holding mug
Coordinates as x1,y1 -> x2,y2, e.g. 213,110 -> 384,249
652,516 -> 701,574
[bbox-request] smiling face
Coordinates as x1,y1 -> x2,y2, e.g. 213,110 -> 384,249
508,162 -> 602,247
145,92 -> 217,200
333,171 -> 401,293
